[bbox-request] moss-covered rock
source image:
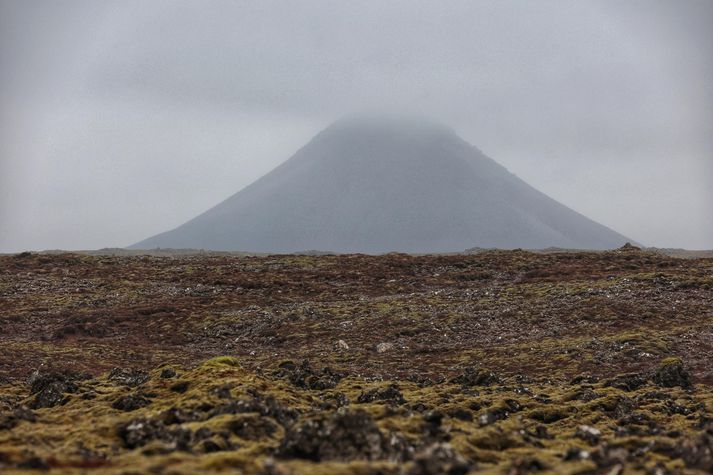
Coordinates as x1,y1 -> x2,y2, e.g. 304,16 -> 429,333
652,357 -> 692,388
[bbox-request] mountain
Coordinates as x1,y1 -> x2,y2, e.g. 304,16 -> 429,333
131,116 -> 632,253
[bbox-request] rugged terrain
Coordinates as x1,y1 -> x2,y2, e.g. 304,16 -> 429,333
1,246 -> 713,473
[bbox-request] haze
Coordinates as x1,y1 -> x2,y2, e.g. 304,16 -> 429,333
1,0 -> 711,252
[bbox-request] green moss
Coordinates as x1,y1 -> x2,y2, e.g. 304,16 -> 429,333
527,406 -> 571,423
202,356 -> 243,368
658,356 -> 683,367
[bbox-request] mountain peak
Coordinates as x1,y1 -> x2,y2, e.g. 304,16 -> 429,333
131,117 -> 631,253
318,113 -> 457,147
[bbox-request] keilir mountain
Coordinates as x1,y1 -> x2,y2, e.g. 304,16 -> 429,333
132,116 -> 631,253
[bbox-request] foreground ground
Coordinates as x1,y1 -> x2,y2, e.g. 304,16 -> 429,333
0,247 -> 712,473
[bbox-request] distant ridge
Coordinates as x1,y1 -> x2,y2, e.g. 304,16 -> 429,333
131,115 -> 632,253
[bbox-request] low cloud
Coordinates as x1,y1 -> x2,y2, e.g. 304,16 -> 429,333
1,0 -> 711,251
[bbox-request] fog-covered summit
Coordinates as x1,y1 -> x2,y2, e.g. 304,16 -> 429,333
324,113 -> 457,138
132,116 -> 631,253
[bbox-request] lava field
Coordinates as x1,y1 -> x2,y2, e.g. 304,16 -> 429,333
1,247 -> 712,473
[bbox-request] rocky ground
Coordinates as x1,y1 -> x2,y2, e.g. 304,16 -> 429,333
0,246 -> 712,473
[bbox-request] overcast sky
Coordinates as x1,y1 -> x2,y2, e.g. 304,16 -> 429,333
1,0 -> 711,252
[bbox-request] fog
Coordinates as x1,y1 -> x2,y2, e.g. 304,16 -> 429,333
1,0 -> 711,252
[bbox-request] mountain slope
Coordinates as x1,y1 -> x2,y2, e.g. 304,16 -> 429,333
132,116 -> 632,252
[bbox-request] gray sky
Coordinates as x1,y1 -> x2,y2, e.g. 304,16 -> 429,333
1,0 -> 711,252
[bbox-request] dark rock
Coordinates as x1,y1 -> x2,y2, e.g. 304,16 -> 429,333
508,456 -> 546,474
678,432 -> 713,471
117,418 -> 170,449
504,399 -> 523,412
13,406 -> 36,423
261,395 -> 299,426
647,462 -> 673,475
569,387 -> 600,402
533,394 -> 552,404
423,410 -> 444,425
227,414 -> 278,440
562,447 -> 589,461
652,358 -> 692,389
447,408 -> 473,422
117,417 -> 192,451
618,412 -> 660,437
662,399 -> 696,416
357,384 -> 406,405
451,367 -> 501,387
200,439 -> 223,453
80,391 -> 97,400
570,374 -> 599,385
596,395 -> 635,419
108,368 -> 150,387
405,443 -> 472,475
423,410 -> 447,440
0,405 -> 36,431
112,393 -> 151,412
591,444 -> 629,468
277,409 -> 393,462
636,390 -> 671,402
479,408 -> 510,426
513,387 -> 533,396
527,425 -> 552,440
209,393 -> 298,427
618,242 -> 641,252
195,429 -> 238,454
170,381 -> 190,393
407,375 -> 444,387
27,370 -> 87,409
192,427 -> 215,442
161,407 -> 200,425
31,381 -> 70,409
0,415 -> 17,431
160,368 -> 177,379
319,392 -> 349,410
275,360 -> 344,390
17,456 -> 50,470
575,425 -> 601,445
604,372 -> 649,392
213,385 -> 232,399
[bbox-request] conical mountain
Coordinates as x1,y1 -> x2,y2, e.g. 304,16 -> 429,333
131,116 -> 631,253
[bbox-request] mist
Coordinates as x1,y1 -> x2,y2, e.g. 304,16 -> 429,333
1,0 -> 711,252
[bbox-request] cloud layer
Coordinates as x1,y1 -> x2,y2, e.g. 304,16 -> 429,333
1,0 -> 711,251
